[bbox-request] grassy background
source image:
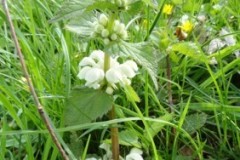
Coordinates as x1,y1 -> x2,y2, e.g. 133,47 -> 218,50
0,0 -> 240,159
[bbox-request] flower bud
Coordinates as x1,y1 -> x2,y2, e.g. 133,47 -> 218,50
110,33 -> 118,40
95,24 -> 104,33
103,38 -> 110,45
101,29 -> 109,38
120,30 -> 128,39
99,14 -> 108,26
106,86 -> 114,95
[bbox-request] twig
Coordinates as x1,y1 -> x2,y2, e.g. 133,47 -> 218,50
2,1 -> 69,159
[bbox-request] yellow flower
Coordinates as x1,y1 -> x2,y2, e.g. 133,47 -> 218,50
180,20 -> 194,32
163,4 -> 173,15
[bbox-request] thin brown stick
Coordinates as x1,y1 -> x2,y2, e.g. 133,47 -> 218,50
109,106 -> 119,160
2,1 -> 69,159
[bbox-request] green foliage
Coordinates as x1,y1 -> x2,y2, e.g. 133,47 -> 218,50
123,85 -> 140,102
119,130 -> 141,147
182,113 -> 207,134
144,113 -> 173,140
50,1 -> 94,22
170,42 -> 208,63
64,87 -> 113,126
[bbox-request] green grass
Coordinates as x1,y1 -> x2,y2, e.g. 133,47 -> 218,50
1,0 -> 240,159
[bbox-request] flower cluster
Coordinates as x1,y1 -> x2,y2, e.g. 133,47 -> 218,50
93,14 -> 128,45
77,50 -> 138,94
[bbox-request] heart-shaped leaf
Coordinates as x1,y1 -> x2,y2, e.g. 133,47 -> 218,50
64,87 -> 113,126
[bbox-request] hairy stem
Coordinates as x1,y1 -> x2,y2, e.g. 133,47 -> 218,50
104,52 -> 119,159
2,0 -> 69,159
109,105 -> 119,160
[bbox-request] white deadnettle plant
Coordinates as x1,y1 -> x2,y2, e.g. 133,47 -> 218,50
77,50 -> 138,94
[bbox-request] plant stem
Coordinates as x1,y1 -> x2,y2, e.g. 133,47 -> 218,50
109,105 -> 119,160
166,54 -> 173,112
104,52 -> 119,159
2,1 -> 69,159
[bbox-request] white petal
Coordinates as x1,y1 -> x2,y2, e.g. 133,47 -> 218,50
208,38 -> 225,54
234,50 -> 240,58
119,65 -> 136,78
130,148 -> 143,155
110,57 -> 120,68
77,66 -> 91,79
85,68 -> 104,83
85,157 -> 98,160
124,60 -> 138,71
90,50 -> 105,62
79,57 -> 96,67
125,153 -> 143,160
220,28 -> 236,46
99,143 -> 112,159
106,68 -> 123,84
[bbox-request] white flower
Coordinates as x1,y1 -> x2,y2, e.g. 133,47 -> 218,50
106,67 -> 124,84
220,28 -> 236,46
219,27 -> 240,58
106,60 -> 138,88
78,50 -> 138,93
85,158 -> 100,160
125,148 -> 144,160
90,50 -> 105,61
207,38 -> 225,54
84,68 -> 104,89
99,143 -> 112,160
197,15 -> 206,22
79,57 -> 97,67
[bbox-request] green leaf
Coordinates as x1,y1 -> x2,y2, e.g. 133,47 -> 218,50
182,113 -> 207,134
86,1 -> 118,12
123,85 -> 140,102
65,13 -> 97,37
144,113 -> 173,140
50,0 -> 94,22
119,130 -> 141,147
170,42 -> 208,62
64,87 -> 113,126
188,103 -> 240,112
208,45 -> 240,59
